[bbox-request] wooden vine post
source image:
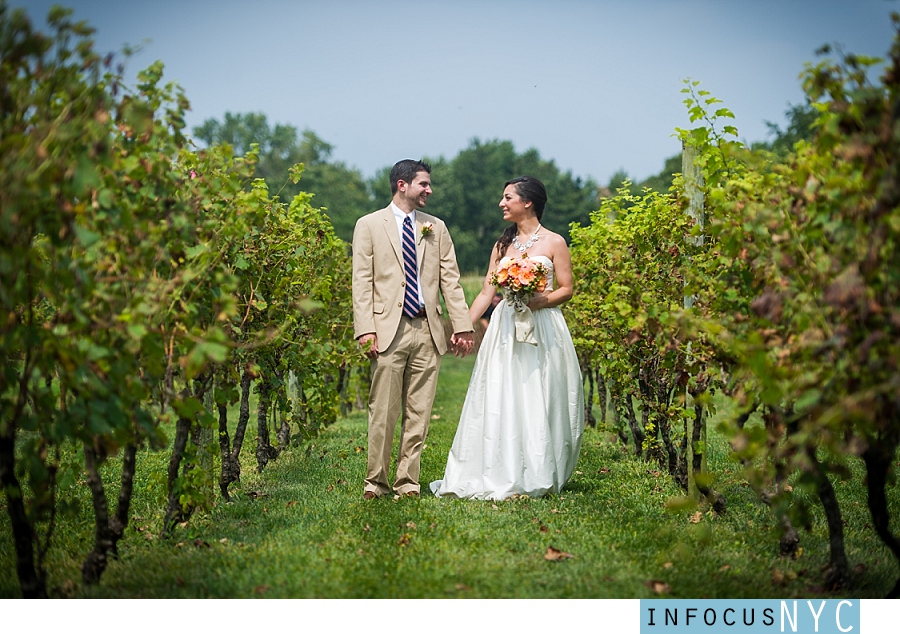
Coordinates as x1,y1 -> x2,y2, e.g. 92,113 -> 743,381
682,141 -> 707,499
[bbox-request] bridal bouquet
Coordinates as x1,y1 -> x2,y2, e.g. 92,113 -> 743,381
490,255 -> 549,345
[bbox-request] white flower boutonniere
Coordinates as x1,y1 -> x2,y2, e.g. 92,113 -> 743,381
419,222 -> 434,243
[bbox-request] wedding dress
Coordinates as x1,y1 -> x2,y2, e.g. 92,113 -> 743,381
430,255 -> 585,500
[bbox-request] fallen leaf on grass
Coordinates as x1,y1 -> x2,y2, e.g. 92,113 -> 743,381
663,562 -> 673,569
455,583 -> 471,591
219,538 -> 228,544
539,525 -> 549,533
719,564 -> 731,572
771,567 -> 798,585
193,539 -> 210,548
491,504 -> 499,510
398,533 -> 412,547
689,512 -> 703,524
357,549 -> 365,556
326,484 -> 334,492
355,446 -> 363,453
649,470 -> 662,477
854,563 -> 867,574
544,546 -> 574,561
254,585 -> 270,594
363,523 -> 371,532
246,491 -> 268,500
406,521 -> 417,530
599,467 -> 610,474
431,414 -> 441,420
645,580 -> 670,595
285,500 -> 297,508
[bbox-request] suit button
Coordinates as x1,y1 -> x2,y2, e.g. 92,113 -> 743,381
398,302 -> 402,307
401,281 -> 406,287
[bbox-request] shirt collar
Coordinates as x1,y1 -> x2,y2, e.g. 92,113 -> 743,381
391,202 -> 415,223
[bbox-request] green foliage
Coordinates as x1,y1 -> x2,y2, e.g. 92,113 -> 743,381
676,29 -> 900,594
193,112 -> 373,242
567,180 -> 699,482
0,3 -> 364,595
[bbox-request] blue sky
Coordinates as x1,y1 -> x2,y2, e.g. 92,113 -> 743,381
16,0 -> 899,185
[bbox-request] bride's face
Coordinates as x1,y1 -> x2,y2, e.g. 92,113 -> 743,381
499,185 -> 532,223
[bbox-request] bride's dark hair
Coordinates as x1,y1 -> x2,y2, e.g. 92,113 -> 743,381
495,176 -> 548,261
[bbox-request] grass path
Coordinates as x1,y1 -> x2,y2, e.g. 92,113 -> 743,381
1,356 -> 897,598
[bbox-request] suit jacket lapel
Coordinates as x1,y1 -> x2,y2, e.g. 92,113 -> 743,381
415,215 -> 425,272
379,207 -> 403,267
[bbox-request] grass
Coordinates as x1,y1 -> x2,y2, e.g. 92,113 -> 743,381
0,353 -> 898,598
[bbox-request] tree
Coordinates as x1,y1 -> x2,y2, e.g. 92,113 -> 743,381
193,113 -> 372,242
422,138 -> 600,273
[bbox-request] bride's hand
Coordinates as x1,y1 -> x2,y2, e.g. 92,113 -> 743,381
527,291 -> 550,311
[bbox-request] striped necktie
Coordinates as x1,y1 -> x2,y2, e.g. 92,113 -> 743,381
401,215 -> 420,318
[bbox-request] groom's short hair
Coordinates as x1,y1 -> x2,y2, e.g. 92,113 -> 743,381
390,159 -> 431,195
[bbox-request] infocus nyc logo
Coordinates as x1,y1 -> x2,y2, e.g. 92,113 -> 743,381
640,599 -> 860,633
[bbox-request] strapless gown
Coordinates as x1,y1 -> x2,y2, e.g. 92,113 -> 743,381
430,255 -> 585,500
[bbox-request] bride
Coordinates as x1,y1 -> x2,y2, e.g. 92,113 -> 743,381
430,176 -> 585,500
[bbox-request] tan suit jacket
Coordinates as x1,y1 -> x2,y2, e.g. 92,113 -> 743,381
352,206 -> 472,354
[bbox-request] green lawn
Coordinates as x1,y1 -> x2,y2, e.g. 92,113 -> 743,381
0,354 -> 897,598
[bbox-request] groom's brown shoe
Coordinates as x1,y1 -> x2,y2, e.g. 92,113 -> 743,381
363,491 -> 377,501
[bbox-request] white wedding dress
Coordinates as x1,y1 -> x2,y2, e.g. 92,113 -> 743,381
430,255 -> 585,500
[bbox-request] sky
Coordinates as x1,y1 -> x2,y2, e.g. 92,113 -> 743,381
14,0 -> 900,186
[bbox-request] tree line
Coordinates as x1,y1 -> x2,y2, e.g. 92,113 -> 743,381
193,104 -> 815,276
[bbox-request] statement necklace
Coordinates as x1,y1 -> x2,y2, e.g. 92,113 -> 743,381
513,225 -> 542,252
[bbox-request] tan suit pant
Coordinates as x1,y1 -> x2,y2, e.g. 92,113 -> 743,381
365,315 -> 440,496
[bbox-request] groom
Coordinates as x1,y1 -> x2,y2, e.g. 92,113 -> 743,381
352,159 -> 474,499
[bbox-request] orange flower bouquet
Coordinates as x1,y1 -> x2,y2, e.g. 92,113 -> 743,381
490,255 -> 549,345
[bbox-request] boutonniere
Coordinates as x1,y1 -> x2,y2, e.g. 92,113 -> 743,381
419,222 -> 434,243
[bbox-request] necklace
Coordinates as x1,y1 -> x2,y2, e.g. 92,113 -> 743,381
513,225 -> 541,252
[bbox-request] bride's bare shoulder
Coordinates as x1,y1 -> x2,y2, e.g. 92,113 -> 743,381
542,230 -> 568,248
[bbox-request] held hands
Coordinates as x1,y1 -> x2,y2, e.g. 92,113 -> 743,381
450,331 -> 475,357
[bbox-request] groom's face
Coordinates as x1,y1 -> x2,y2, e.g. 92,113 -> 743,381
399,171 -> 432,209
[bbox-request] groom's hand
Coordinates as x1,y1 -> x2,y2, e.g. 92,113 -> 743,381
358,333 -> 379,359
450,331 -> 475,357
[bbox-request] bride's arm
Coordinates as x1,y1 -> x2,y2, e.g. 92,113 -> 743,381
528,235 -> 574,310
468,245 -> 501,323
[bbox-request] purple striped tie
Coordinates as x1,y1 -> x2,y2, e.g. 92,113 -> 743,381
401,216 -> 420,318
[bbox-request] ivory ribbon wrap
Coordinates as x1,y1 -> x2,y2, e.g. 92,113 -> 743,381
507,294 -> 537,345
